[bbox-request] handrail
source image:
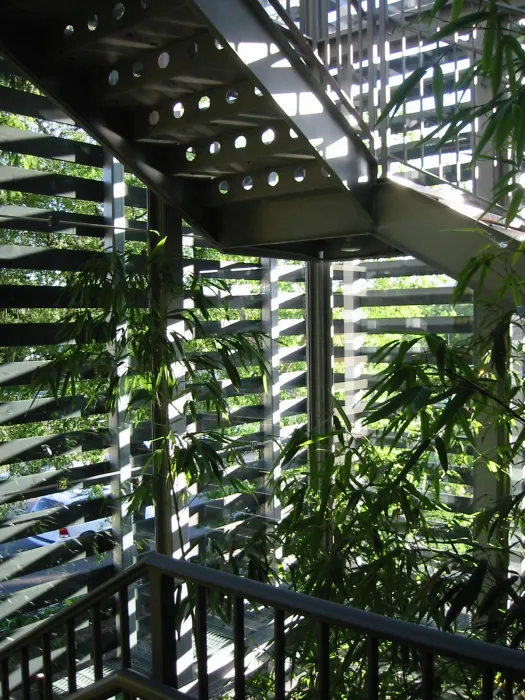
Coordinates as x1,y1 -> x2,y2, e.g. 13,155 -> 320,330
3,551 -> 525,675
2,552 -> 525,700
240,0 -> 377,175
145,552 -> 525,676
66,670 -> 186,700
0,559 -> 147,659
261,0 -> 372,140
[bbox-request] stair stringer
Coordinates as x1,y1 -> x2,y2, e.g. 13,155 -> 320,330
373,180 -> 525,304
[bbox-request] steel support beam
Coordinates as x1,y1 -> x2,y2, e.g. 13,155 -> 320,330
306,259 -> 333,437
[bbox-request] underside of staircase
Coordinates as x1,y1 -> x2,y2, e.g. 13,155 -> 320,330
0,0 -> 522,297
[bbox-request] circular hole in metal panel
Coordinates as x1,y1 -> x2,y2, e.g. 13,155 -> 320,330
173,102 -> 184,119
149,111 -> 160,125
64,25 -> 74,36
219,181 -> 229,194
186,147 -> 197,162
242,176 -> 253,191
113,3 -> 125,20
261,129 -> 275,145
158,52 -> 170,69
268,171 -> 279,187
132,61 -> 144,78
234,135 -> 247,149
109,70 -> 119,86
226,89 -> 238,104
209,142 -> 221,155
87,16 -> 98,31
294,167 -> 306,182
198,96 -> 211,111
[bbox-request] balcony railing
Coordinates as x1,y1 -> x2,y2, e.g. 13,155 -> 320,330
1,552 -> 525,699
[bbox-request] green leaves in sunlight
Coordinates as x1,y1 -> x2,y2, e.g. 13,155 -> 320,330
377,0 -> 525,225
33,237 -> 271,564
432,64 -> 444,124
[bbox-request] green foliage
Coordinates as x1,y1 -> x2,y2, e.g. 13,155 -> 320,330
210,241 -> 525,697
33,237 -> 270,561
378,0 -> 525,223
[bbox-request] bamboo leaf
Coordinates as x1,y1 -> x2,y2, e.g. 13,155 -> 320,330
445,560 -> 488,628
377,66 -> 429,124
433,64 -> 444,123
451,0 -> 463,21
432,387 -> 473,435
434,436 -> 448,472
430,11 -> 489,40
363,386 -> 422,425
506,185 -> 524,227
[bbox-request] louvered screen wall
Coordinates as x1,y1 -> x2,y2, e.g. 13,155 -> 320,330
0,20 -> 476,689
0,63 -> 307,660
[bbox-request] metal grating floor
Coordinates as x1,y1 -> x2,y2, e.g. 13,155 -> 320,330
51,609 -> 274,698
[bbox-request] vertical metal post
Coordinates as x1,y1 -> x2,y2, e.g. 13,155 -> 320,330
367,0 -> 378,158
149,570 -> 177,688
378,0 -> 389,174
306,259 -> 333,439
261,258 -> 281,522
147,192 -> 179,559
104,153 -> 136,660
472,302 -> 510,569
343,262 -> 365,428
305,0 -> 318,39
147,192 -> 193,685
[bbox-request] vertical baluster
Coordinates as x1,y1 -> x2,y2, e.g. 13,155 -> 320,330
149,572 -> 177,688
274,608 -> 285,700
66,618 -> 77,693
318,622 -> 330,698
41,634 -> 52,700
92,603 -> 103,681
481,668 -> 495,700
21,647 -> 30,700
233,597 -> 245,700
367,636 -> 379,699
195,585 -> 208,700
1,657 -> 9,700
118,585 -> 131,669
503,674 -> 513,700
421,650 -> 434,700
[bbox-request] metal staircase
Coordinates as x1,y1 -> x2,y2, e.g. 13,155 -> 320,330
0,0 -> 522,296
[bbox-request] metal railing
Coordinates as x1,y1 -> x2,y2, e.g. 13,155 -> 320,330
1,551 -> 525,699
246,0 -> 378,179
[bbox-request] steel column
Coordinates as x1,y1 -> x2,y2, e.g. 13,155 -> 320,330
147,192 -> 180,558
472,301 -> 510,579
261,257 -> 281,521
343,262 -> 365,428
306,259 -> 333,438
104,153 -> 136,662
147,192 -> 193,686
